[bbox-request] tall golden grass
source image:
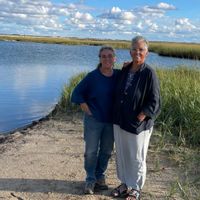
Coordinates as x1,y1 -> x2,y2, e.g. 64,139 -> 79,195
149,42 -> 200,60
0,35 -> 130,49
1,34 -> 200,59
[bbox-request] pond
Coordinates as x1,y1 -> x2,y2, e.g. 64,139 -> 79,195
0,41 -> 200,134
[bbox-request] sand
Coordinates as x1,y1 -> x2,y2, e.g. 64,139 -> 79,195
0,112 -> 182,200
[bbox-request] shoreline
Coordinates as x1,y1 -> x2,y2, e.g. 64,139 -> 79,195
0,103 -> 60,137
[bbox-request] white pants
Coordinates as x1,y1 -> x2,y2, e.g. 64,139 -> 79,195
114,124 -> 153,191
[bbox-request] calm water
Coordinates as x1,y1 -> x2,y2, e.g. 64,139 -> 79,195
0,41 -> 200,134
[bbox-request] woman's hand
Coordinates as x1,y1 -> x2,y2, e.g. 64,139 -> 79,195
80,103 -> 92,115
123,61 -> 131,68
137,112 -> 146,122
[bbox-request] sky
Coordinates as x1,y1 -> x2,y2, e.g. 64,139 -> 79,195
0,0 -> 200,43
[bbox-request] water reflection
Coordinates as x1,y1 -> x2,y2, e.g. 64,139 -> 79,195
13,65 -> 47,99
147,52 -> 200,68
0,41 -> 200,134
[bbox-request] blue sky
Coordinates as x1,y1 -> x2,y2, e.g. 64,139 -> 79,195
0,0 -> 200,43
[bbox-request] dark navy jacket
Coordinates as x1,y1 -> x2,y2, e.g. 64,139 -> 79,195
113,62 -> 161,134
71,68 -> 120,123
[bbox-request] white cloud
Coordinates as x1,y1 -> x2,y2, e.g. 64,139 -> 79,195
157,2 -> 176,10
68,3 -> 76,9
175,18 -> 196,31
50,7 -> 69,16
74,11 -> 93,21
149,23 -> 159,32
99,7 -> 136,21
78,24 -> 86,29
0,1 -> 199,42
111,7 -> 121,14
0,0 -> 67,33
123,31 -> 132,35
121,11 -> 135,21
136,22 -> 143,30
139,6 -> 164,16
13,13 -> 27,19
67,11 -> 94,30
175,18 -> 194,26
137,2 -> 176,19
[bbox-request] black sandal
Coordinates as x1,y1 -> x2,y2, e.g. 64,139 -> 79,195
111,183 -> 128,197
126,189 -> 141,200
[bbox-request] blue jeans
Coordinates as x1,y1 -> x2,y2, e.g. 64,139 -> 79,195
83,114 -> 114,183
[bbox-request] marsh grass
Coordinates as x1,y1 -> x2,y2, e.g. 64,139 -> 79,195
1,34 -> 200,59
58,67 -> 200,146
156,67 -> 200,146
149,42 -> 200,60
56,72 -> 87,112
0,35 -> 130,49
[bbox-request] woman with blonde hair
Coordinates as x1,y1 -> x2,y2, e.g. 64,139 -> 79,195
112,36 -> 161,200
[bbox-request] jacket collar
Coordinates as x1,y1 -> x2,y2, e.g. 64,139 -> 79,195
125,62 -> 146,73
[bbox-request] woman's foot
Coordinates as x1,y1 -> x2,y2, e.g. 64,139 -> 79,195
95,179 -> 108,190
84,182 -> 95,194
111,183 -> 128,197
126,189 -> 141,200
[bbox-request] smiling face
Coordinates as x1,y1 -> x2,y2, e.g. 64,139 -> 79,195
99,49 -> 116,70
130,40 -> 148,66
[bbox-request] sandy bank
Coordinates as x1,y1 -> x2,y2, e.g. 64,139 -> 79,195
0,112 -> 183,200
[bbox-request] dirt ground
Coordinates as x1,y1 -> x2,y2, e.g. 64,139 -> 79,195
0,113 -> 185,200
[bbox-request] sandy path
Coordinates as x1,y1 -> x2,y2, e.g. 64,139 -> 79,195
0,113 -> 182,200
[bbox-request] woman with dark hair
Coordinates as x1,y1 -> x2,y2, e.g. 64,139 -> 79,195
71,46 -> 119,195
112,36 -> 161,200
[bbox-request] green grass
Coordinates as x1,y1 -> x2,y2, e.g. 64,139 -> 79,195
57,67 -> 200,147
156,67 -> 200,146
1,34 -> 200,59
56,72 -> 87,113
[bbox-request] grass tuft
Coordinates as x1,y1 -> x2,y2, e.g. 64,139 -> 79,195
56,72 -> 87,112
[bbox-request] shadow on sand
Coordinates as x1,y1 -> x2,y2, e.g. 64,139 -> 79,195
0,178 -> 84,195
0,178 -> 117,198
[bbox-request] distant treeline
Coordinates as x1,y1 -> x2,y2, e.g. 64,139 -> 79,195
0,34 -> 200,60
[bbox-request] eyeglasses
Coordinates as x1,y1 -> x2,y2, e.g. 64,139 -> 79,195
131,48 -> 147,52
